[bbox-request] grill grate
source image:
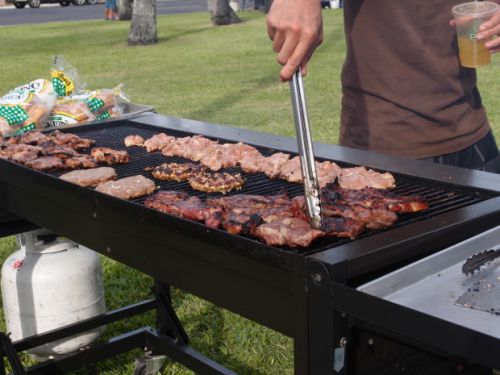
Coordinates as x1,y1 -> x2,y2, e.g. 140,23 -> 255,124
48,122 -> 493,255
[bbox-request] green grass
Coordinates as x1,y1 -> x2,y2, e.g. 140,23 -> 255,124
0,9 -> 499,374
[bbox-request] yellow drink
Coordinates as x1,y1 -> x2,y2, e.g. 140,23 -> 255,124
457,36 -> 491,68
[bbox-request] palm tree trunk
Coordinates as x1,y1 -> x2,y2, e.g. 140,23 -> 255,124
207,0 -> 241,25
128,0 -> 158,45
117,0 -> 132,20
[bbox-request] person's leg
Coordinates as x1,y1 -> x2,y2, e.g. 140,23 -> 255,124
422,132 -> 500,173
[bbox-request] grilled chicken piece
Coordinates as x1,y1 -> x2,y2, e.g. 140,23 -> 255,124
50,130 -> 95,150
338,166 -> 395,190
144,133 -> 175,152
19,131 -> 49,146
261,152 -> 290,179
91,147 -> 129,165
96,175 -> 155,200
124,135 -> 145,147
60,167 -> 117,187
64,155 -> 98,169
278,156 -> 302,182
44,145 -> 79,159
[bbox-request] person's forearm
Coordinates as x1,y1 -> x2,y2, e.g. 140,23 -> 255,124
266,0 -> 323,81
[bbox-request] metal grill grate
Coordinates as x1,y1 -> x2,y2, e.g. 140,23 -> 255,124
48,122 -> 493,255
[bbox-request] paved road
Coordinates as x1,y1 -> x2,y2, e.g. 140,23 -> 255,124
0,0 -> 207,26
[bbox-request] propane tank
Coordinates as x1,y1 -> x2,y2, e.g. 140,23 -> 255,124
1,229 -> 106,358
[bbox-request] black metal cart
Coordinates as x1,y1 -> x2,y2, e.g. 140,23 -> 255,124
0,114 -> 499,374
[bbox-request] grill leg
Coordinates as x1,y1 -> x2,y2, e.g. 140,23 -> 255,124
152,281 -> 189,345
0,332 -> 26,375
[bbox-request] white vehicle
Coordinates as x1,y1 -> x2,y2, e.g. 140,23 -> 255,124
12,0 -> 96,8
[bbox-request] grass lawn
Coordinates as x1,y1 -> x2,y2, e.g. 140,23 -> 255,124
0,8 -> 499,374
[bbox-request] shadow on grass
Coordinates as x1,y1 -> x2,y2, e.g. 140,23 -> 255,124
186,73 -> 278,122
157,25 -> 213,44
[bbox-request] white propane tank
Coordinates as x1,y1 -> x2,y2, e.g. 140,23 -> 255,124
1,229 -> 106,358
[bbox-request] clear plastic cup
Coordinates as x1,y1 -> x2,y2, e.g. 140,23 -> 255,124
452,1 -> 499,68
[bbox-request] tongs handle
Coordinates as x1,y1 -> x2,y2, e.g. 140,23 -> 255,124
289,70 -> 322,229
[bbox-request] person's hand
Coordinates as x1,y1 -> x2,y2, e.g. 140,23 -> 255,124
450,10 -> 500,53
477,10 -> 500,53
266,0 -> 323,81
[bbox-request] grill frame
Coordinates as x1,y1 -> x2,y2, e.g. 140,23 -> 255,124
0,114 -> 499,373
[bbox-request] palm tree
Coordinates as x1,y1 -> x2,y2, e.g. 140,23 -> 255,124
117,0 -> 132,20
207,0 -> 241,25
128,0 -> 158,45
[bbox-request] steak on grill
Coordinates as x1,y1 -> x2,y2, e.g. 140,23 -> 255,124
60,167 -> 118,187
64,155 -> 98,169
144,191 -> 222,228
24,156 -> 67,171
96,175 -> 155,200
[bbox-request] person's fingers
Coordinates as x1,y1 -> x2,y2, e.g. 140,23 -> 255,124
477,18 -> 500,40
267,22 -> 277,41
485,36 -> 500,50
479,11 -> 500,32
449,19 -> 456,27
279,38 -> 313,81
277,32 -> 299,66
272,30 -> 286,53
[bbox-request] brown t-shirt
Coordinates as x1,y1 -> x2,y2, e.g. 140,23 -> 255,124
339,0 -> 490,159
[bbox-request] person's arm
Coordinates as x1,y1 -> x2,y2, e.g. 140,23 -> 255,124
477,10 -> 500,53
266,0 -> 323,81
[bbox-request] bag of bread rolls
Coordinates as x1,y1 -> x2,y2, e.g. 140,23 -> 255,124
0,79 -> 56,137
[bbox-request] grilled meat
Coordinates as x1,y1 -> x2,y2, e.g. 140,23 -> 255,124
144,191 -> 222,228
252,218 -> 324,248
261,152 -> 290,178
322,183 -> 428,213
91,147 -> 129,165
124,135 -> 145,147
64,155 -> 98,169
338,166 -> 395,190
60,167 -> 117,187
19,131 -> 49,146
321,200 -> 398,229
50,130 -> 95,150
44,145 -> 79,159
321,217 -> 365,238
144,133 -> 175,152
24,156 -> 67,171
96,175 -> 155,200
189,171 -> 244,194
10,149 -> 41,164
149,162 -> 205,182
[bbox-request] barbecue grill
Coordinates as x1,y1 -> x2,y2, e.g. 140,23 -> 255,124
0,113 -> 499,374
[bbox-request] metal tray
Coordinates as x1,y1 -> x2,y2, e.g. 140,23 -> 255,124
358,225 -> 500,340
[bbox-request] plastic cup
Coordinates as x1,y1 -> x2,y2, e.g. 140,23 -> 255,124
452,1 -> 499,68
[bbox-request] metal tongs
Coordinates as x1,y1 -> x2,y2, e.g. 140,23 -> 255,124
462,248 -> 500,276
289,70 -> 322,229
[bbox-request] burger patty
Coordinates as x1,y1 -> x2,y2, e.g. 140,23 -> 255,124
95,175 -> 156,200
189,172 -> 245,194
60,167 -> 117,187
149,162 -> 205,182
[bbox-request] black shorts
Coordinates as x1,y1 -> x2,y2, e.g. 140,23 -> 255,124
422,132 -> 500,173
